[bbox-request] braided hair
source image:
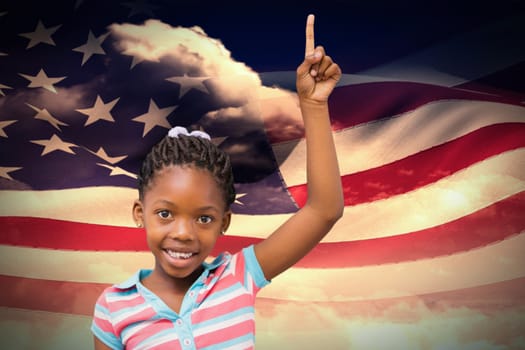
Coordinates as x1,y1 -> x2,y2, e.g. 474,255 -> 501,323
137,132 -> 236,209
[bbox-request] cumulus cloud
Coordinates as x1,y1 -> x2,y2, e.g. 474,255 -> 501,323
108,19 -> 303,142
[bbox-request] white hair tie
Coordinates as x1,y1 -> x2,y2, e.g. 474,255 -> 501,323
168,126 -> 211,140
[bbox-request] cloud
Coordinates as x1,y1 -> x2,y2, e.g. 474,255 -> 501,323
108,19 -> 302,142
255,297 -> 525,350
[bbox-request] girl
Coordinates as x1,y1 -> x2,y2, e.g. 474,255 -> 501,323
92,14 -> 343,349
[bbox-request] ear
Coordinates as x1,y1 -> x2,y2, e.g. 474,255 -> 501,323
132,199 -> 144,228
221,210 -> 232,234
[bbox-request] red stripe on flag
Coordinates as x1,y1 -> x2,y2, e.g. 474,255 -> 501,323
328,83 -> 525,133
289,123 -> 525,207
2,191 -> 524,267
0,274 -> 107,316
265,82 -> 525,144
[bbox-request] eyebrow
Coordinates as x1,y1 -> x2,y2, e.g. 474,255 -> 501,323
152,200 -> 220,213
196,205 -> 220,213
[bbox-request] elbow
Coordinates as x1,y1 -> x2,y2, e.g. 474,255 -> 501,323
330,193 -> 345,220
329,202 -> 344,224
330,195 -> 345,223
315,200 -> 344,226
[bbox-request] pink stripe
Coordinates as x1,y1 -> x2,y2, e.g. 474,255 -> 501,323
114,307 -> 158,335
94,317 -> 116,334
109,293 -> 146,310
193,293 -> 254,323
126,319 -> 177,349
195,319 -> 255,347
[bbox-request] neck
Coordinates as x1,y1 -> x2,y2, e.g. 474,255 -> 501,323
145,266 -> 204,295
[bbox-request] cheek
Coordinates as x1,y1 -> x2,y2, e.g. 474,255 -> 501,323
200,230 -> 221,247
145,225 -> 167,245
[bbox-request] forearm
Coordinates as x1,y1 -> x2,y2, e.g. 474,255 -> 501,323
300,100 -> 344,222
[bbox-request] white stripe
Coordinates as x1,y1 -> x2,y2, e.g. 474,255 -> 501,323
106,292 -> 140,303
199,288 -> 247,310
2,232 -> 524,302
194,313 -> 254,337
220,339 -> 254,350
136,332 -> 179,350
113,303 -> 151,325
0,246 -> 153,283
274,100 -> 525,187
1,148 -> 524,242
122,321 -> 152,344
93,308 -> 111,322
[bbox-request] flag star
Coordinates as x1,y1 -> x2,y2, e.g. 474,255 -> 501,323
132,99 -> 177,137
122,50 -> 153,69
31,134 -> 77,156
0,83 -> 12,96
166,74 -> 209,98
18,20 -> 61,49
19,69 -> 66,93
76,95 -> 119,126
122,0 -> 158,17
0,120 -> 17,137
73,30 -> 109,66
26,103 -> 68,131
234,193 -> 247,205
129,55 -> 146,69
97,163 -> 137,178
87,147 -> 127,165
0,167 -> 22,180
210,136 -> 227,146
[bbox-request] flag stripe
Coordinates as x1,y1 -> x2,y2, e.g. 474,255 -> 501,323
274,100 -> 525,187
2,232 -> 524,301
262,79 -> 525,144
0,307 -> 93,350
2,275 -> 524,316
289,123 -> 525,206
2,147 -> 524,242
2,190 -> 524,268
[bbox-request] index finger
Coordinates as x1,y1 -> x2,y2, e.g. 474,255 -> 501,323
305,14 -> 315,56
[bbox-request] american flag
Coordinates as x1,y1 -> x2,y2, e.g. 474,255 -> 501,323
1,1 -> 524,349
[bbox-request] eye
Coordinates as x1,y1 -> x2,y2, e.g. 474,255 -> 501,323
157,210 -> 172,219
197,215 -> 213,224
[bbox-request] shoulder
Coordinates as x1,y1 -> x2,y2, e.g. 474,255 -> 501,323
94,270 -> 146,308
211,246 -> 269,290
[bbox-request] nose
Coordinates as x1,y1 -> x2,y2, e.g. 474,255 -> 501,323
168,217 -> 195,241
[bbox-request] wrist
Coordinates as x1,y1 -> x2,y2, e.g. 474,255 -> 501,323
299,99 -> 329,112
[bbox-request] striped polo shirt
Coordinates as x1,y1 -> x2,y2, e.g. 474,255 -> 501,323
91,245 -> 270,349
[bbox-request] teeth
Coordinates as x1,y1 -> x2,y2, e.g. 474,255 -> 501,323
166,250 -> 193,259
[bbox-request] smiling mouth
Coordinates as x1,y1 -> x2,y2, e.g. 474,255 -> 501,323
165,249 -> 195,259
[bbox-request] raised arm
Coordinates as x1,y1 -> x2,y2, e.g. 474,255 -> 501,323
254,14 -> 344,281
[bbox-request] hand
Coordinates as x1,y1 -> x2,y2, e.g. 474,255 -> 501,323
296,14 -> 341,103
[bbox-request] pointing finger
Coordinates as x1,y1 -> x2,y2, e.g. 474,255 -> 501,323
305,14 -> 315,57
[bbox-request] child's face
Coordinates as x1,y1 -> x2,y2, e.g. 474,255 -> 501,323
134,165 -> 231,281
